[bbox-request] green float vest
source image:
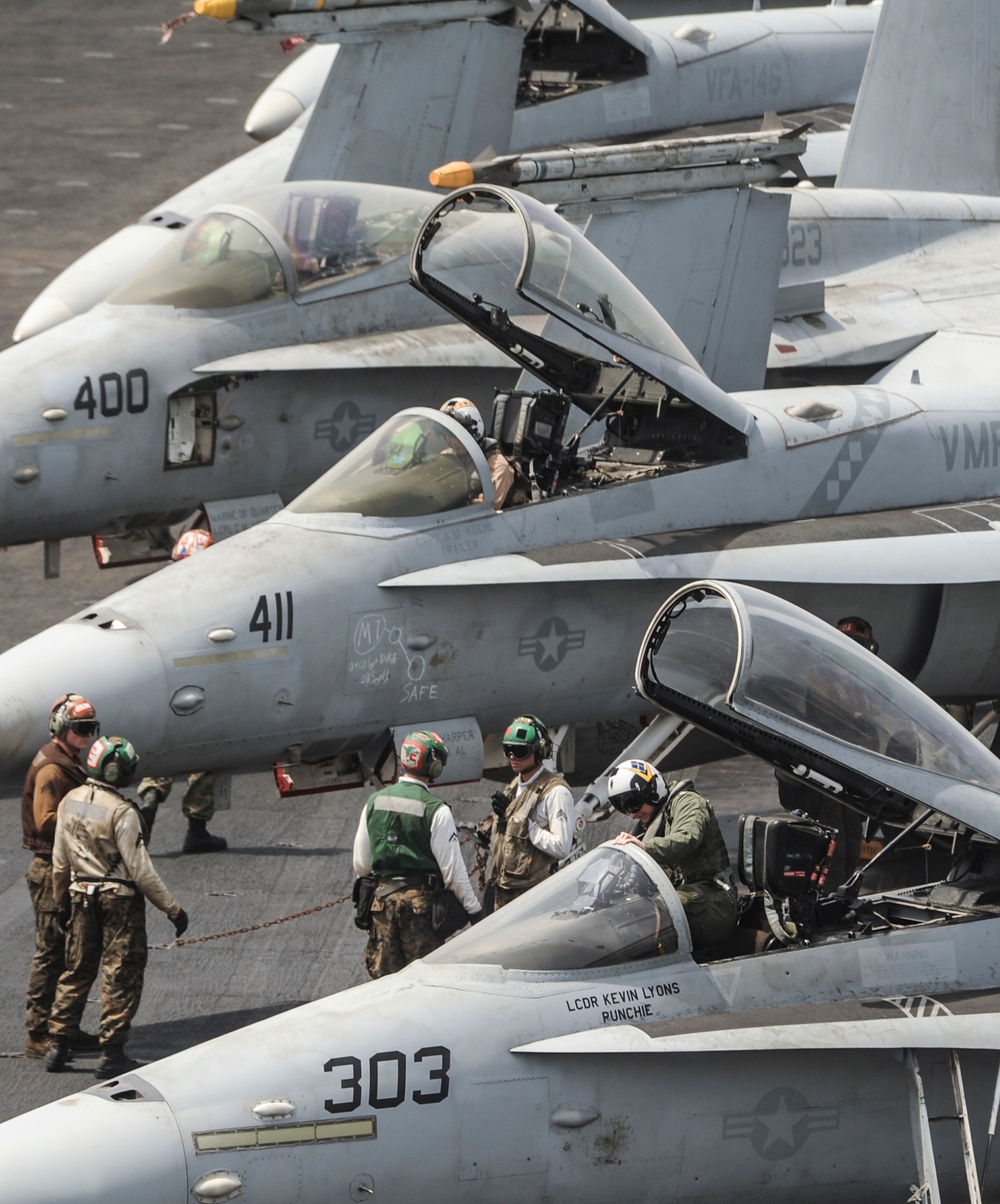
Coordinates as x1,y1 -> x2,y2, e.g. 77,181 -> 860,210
366,781 -> 443,877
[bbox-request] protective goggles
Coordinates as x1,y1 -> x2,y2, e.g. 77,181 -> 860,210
613,794 -> 646,815
68,719 -> 101,738
503,743 -> 534,760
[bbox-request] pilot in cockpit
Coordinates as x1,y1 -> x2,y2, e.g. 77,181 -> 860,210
439,398 -> 515,510
609,760 -> 737,952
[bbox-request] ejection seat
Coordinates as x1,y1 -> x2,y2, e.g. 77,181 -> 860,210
736,812 -> 839,949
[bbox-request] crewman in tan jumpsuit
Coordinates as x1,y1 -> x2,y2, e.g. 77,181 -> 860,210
45,736 -> 189,1079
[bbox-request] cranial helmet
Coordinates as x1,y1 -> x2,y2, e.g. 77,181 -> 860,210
606,759 -> 666,815
173,529 -> 214,561
49,694 -> 100,740
399,730 -> 449,782
440,397 -> 484,441
836,615 -> 879,656
86,736 -> 139,788
502,714 -> 552,765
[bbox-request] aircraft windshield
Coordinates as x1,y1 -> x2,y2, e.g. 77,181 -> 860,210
251,181 -> 435,292
108,212 -> 287,310
425,844 -> 681,971
414,187 -> 702,378
108,183 -> 434,308
646,583 -> 1000,793
288,410 -> 485,517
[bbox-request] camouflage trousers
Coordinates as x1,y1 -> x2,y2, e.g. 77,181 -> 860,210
365,887 -> 442,979
49,893 -> 148,1048
138,772 -> 215,821
24,856 -> 66,1040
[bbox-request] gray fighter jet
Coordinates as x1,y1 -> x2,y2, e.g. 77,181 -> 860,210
4,581 -> 1000,1204
14,0 -> 875,341
0,177 -> 518,557
3,184 -> 1000,791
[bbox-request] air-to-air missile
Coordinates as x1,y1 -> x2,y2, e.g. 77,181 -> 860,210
429,123 -> 809,200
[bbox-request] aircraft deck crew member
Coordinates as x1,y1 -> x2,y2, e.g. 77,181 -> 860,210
45,737 -> 189,1079
610,760 -> 737,952
353,730 -> 482,978
440,397 -> 515,510
489,715 -> 575,910
20,693 -> 103,1061
137,529 -> 227,854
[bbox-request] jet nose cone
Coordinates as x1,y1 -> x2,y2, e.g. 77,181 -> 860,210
0,618 -> 168,790
11,295 -> 75,342
0,1090 -> 187,1204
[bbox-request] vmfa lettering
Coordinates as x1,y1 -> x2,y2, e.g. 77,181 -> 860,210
941,422 -> 1000,471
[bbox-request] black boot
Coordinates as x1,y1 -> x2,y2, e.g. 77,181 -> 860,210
45,1037 -> 71,1073
95,1045 -> 141,1079
183,818 -> 227,854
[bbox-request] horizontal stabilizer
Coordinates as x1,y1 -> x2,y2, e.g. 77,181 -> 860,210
196,325 -> 516,374
872,331 -> 1000,387
514,1012 -> 1000,1055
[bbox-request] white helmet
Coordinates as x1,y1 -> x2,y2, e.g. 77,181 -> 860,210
441,397 -> 484,440
606,759 -> 666,816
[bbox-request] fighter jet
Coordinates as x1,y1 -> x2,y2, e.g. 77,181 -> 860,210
5,580 -> 1000,1204
5,183 -> 1000,791
11,0 -> 875,341
0,177 -> 520,560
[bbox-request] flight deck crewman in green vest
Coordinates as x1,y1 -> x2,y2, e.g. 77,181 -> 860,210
353,730 -> 483,978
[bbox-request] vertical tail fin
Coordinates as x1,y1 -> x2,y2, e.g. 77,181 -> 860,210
577,186 -> 790,390
287,21 -> 524,188
837,0 -> 1000,194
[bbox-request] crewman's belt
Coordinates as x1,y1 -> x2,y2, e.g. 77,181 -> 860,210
375,872 -> 440,890
73,876 -> 137,889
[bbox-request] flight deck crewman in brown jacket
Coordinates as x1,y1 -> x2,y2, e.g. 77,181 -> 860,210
20,693 -> 102,1060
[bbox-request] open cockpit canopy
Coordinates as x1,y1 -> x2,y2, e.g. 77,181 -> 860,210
410,184 -> 751,438
637,581 -> 1000,838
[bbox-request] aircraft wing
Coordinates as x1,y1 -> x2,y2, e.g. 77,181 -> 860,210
515,989 -> 1000,1054
379,499 -> 1000,588
514,1014 -> 1000,1054
196,325 -> 518,373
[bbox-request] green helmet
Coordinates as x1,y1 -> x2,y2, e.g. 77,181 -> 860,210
502,714 -> 551,764
399,730 -> 449,781
85,736 -> 139,788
